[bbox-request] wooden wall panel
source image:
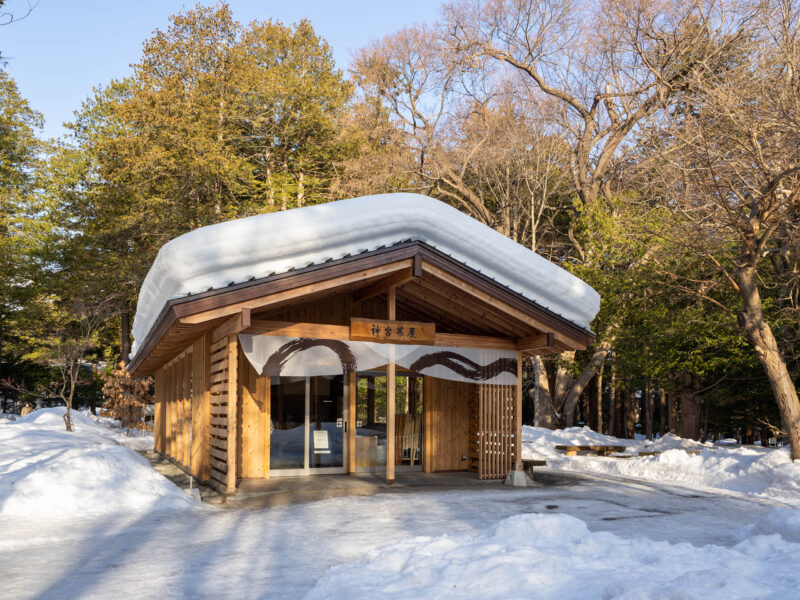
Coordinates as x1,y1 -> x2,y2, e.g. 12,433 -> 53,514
238,347 -> 270,479
207,337 -> 229,493
154,368 -> 166,453
159,351 -> 194,468
257,293 -> 353,326
226,335 -> 238,492
423,377 -> 473,472
191,334 -> 210,482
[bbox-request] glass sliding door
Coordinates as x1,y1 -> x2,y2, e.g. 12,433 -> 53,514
310,375 -> 344,470
355,373 -> 424,472
270,375 -> 346,476
270,376 -> 307,471
355,376 -> 387,469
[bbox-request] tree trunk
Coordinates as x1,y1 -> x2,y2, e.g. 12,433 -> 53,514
678,372 -> 700,440
659,385 -> 666,437
580,388 -> 590,427
608,360 -> 616,437
120,308 -> 131,366
596,362 -> 604,434
645,379 -> 653,441
560,344 -> 610,427
625,378 -> 637,439
737,265 -> 800,459
587,373 -> 597,430
668,387 -> 678,435
533,356 -> 559,428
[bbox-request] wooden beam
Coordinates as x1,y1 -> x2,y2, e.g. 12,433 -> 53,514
179,260 -> 413,326
245,320 -> 350,339
402,280 -> 520,336
422,262 -> 585,350
516,332 -> 555,352
245,319 -> 516,350
210,310 -> 253,342
434,333 -> 516,350
413,253 -> 422,277
352,268 -> 415,303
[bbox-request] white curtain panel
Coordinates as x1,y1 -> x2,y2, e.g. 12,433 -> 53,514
239,334 -> 517,384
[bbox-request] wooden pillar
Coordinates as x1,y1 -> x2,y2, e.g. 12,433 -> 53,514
423,376 -> 434,473
347,371 -> 356,474
515,352 -> 522,470
226,334 -> 239,493
386,286 -> 396,483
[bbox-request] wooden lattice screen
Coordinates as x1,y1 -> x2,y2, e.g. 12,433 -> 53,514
157,350 -> 193,468
473,384 -> 517,480
207,337 -> 230,493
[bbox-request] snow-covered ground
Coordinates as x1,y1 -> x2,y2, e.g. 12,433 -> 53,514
0,408 -> 192,521
522,425 -> 800,507
2,410 -> 800,599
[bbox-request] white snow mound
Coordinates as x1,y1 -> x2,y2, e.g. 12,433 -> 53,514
305,512 -> 800,599
0,408 -> 199,520
523,426 -> 800,505
131,193 -> 600,355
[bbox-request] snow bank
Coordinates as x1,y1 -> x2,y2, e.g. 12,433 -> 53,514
0,408 -> 199,520
523,426 -> 800,506
306,512 -> 800,599
131,193 -> 600,356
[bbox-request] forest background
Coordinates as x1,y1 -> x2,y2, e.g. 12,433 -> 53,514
1,0 -> 799,455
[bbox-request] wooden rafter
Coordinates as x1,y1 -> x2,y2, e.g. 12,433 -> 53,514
352,267 -> 417,303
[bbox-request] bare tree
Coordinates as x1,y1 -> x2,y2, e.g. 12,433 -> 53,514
348,24 -> 572,250
441,0 -> 759,426
647,1 -> 800,457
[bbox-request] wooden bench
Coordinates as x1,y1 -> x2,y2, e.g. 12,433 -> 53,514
555,444 -> 627,457
639,449 -> 706,456
521,458 -> 547,480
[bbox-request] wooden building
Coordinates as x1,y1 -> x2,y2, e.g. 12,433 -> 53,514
127,194 -> 599,494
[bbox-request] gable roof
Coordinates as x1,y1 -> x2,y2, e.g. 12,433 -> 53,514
130,193 -> 600,360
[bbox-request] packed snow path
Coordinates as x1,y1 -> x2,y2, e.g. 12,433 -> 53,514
0,472 -> 790,600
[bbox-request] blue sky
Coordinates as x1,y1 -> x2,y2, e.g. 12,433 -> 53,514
1,0 -> 441,140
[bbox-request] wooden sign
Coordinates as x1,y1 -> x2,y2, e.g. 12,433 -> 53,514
350,318 -> 435,345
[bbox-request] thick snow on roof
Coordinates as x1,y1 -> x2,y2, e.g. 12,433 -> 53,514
131,193 -> 600,357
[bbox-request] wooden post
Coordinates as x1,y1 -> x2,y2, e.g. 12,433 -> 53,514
515,352 -> 522,470
347,371 -> 356,474
386,286 -> 396,483
423,376 -> 433,473
226,335 -> 239,493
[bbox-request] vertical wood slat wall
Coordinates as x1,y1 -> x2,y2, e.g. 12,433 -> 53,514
207,337 -> 230,493
471,384 -> 517,480
154,349 -> 194,472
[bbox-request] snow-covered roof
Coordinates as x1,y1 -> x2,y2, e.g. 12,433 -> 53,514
131,193 -> 601,357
